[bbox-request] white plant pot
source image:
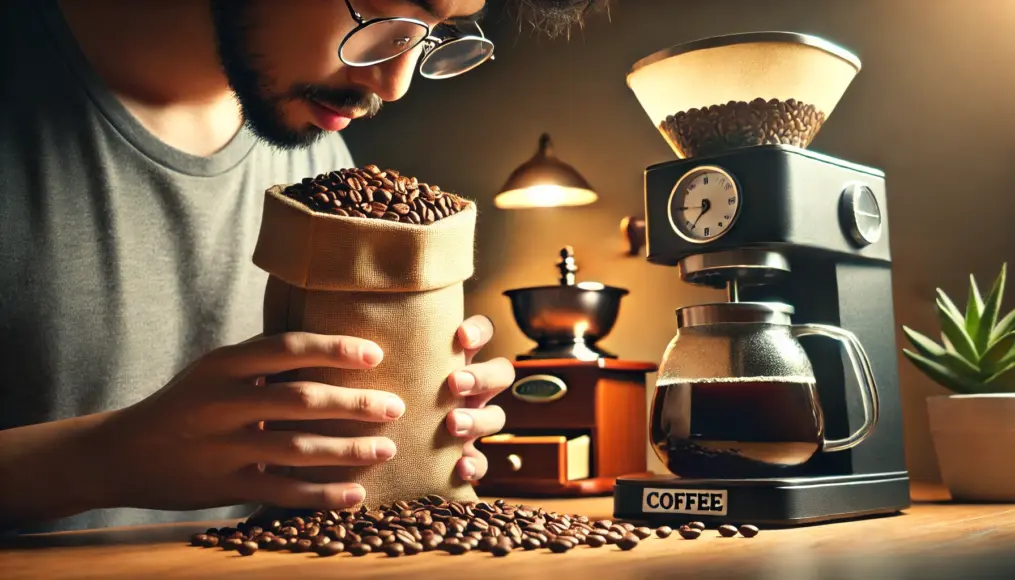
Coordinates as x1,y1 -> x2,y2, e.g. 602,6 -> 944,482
927,394 -> 1015,502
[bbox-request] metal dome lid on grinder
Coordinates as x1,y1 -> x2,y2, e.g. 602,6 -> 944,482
503,246 -> 629,361
612,32 -> 911,528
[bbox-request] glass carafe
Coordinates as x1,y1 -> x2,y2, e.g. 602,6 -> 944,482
650,301 -> 879,479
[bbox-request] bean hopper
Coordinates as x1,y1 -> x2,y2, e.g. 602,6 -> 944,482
612,32 -> 912,525
474,247 -> 657,497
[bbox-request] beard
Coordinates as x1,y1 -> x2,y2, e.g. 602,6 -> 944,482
208,0 -> 383,150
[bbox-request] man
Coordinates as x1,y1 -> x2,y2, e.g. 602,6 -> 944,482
0,0 -> 606,533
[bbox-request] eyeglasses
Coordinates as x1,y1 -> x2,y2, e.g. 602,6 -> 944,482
338,0 -> 495,80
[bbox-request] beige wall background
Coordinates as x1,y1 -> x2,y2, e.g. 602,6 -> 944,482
343,0 -> 1015,483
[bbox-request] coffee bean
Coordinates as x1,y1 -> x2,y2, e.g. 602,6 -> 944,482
363,536 -> 384,550
404,542 -> 424,555
478,536 -> 499,552
678,526 -> 701,540
317,541 -> 344,557
617,534 -> 640,551
189,533 -> 206,547
222,538 -> 243,551
604,531 -> 623,544
491,543 -> 511,557
348,543 -> 371,557
201,535 -> 219,548
546,539 -> 570,553
238,541 -> 258,556
739,525 -> 760,538
655,526 -> 673,538
442,541 -> 470,555
633,527 -> 653,539
384,543 -> 406,558
270,537 -> 288,550
587,534 -> 607,548
293,538 -> 313,552
718,524 -> 739,538
688,521 -> 706,531
282,167 -> 466,224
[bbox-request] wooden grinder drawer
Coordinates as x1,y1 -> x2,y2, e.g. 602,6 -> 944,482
478,434 -> 589,485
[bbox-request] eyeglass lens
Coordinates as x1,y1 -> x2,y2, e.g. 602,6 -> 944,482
420,38 -> 495,79
340,19 -> 429,66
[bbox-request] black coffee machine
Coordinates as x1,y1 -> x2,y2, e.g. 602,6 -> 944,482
612,32 -> 911,526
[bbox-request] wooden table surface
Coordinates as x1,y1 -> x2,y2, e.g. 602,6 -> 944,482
3,483 -> 1015,579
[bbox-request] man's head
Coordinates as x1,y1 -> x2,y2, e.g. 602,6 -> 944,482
208,0 -> 606,150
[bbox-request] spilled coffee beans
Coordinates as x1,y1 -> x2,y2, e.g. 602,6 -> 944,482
739,525 -> 760,538
282,165 -> 467,224
659,98 -> 826,158
718,524 -> 740,538
187,495 -> 761,560
678,525 -> 702,540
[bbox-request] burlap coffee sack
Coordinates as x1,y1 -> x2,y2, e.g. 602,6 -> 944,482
251,184 -> 478,510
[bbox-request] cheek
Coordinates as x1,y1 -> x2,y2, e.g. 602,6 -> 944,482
245,0 -> 350,86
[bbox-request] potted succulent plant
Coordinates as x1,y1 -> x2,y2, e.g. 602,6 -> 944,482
902,263 -> 1015,501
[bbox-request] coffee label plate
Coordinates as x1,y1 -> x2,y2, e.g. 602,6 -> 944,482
641,488 -> 728,516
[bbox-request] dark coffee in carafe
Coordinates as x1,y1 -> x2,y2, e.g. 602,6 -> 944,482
650,377 -> 825,479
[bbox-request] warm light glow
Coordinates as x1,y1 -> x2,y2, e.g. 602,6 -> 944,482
573,320 -> 590,338
493,184 -> 598,209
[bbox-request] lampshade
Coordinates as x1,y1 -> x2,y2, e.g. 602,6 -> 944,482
493,133 -> 598,209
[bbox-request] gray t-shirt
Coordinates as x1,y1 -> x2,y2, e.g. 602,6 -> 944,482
1,1 -> 356,533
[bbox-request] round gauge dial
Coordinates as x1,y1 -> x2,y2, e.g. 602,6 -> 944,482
667,166 -> 741,243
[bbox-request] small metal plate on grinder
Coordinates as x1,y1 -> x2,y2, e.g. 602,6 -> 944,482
511,374 -> 568,403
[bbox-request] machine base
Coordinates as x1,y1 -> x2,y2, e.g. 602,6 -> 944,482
613,471 -> 911,527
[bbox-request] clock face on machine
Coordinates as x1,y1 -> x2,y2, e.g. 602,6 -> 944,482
667,166 -> 741,243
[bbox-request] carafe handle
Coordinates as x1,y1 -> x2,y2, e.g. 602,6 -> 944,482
790,323 -> 880,452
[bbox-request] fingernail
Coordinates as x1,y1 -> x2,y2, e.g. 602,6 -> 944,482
461,458 -> 476,481
452,371 -> 476,395
385,397 -> 405,419
465,325 -> 481,348
343,486 -> 365,505
361,343 -> 383,365
375,439 -> 397,460
454,411 -> 473,436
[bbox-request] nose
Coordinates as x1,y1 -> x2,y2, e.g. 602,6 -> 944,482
345,47 -> 420,103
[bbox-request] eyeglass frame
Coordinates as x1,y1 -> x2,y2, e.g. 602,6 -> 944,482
337,0 -> 495,78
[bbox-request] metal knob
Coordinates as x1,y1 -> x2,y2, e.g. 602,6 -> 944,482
507,454 -> 523,472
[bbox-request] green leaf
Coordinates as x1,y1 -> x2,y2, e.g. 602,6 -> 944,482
937,297 -> 979,363
902,325 -> 947,358
902,349 -> 980,394
981,331 -> 1015,374
936,288 -> 965,323
990,308 -> 1015,344
902,325 -> 981,378
983,359 -> 1015,393
965,274 -> 985,339
976,263 -> 1007,353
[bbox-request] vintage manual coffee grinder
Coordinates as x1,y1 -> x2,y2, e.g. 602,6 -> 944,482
474,247 -> 657,497
612,32 -> 911,525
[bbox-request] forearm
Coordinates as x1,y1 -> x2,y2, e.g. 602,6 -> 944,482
0,411 -> 117,531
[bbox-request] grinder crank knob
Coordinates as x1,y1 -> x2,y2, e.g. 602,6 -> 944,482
557,246 -> 578,286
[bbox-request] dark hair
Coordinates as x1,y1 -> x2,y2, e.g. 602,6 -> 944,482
508,0 -> 610,38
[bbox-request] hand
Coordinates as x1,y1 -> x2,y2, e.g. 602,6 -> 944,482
445,315 -> 515,483
87,333 -> 405,512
